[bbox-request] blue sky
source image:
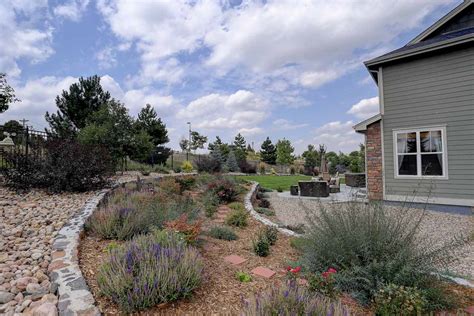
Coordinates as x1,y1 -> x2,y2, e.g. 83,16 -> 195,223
0,0 -> 458,153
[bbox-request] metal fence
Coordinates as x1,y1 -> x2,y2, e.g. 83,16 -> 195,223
0,126 -> 48,170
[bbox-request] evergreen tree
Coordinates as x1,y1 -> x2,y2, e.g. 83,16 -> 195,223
45,76 -> 111,138
190,131 -> 208,151
208,136 -> 230,160
246,143 -> 254,153
233,133 -> 247,163
276,138 -> 295,165
226,150 -> 240,172
210,146 -> 225,166
0,73 -> 19,113
302,144 -> 319,172
260,137 -> 277,164
136,104 -> 169,146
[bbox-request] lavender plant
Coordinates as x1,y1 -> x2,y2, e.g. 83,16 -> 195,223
242,280 -> 349,316
97,231 -> 203,312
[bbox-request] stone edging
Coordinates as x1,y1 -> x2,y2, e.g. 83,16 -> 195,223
244,181 -> 301,237
49,189 -> 111,316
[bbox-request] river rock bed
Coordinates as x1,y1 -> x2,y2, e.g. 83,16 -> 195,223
0,188 -> 93,315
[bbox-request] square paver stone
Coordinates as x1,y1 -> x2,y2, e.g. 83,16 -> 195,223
251,266 -> 275,278
224,255 -> 247,265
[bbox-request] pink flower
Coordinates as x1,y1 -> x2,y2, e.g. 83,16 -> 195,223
286,266 -> 292,271
322,271 -> 330,278
291,266 -> 301,273
327,268 -> 337,274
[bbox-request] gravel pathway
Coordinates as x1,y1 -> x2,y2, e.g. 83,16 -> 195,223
0,187 -> 94,315
267,192 -> 474,279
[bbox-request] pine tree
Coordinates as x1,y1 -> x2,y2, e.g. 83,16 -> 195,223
260,137 -> 277,164
233,133 -> 247,163
226,150 -> 240,172
45,75 -> 111,138
136,104 -> 169,146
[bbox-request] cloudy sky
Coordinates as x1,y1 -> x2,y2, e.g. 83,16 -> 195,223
0,0 -> 457,153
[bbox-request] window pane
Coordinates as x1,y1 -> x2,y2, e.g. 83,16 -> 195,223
421,130 -> 442,152
420,131 -> 431,152
431,130 -> 442,152
422,154 -> 443,176
398,154 -> 417,175
397,132 -> 417,153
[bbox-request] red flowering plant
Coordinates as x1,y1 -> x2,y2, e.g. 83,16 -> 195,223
308,267 -> 339,298
285,265 -> 302,282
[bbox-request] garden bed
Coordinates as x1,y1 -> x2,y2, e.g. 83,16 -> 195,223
78,176 -> 310,315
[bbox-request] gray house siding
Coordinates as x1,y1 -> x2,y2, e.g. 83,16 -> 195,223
381,45 -> 474,204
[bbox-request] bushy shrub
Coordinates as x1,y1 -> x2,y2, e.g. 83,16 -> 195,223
374,284 -> 427,316
207,177 -> 239,203
290,166 -> 296,175
259,162 -> 266,174
228,202 -> 244,211
236,271 -> 252,282
202,191 -> 219,217
308,268 -> 339,298
238,159 -> 257,174
255,207 -> 275,217
252,232 -> 270,257
85,205 -> 148,240
181,160 -> 193,173
276,186 -> 283,192
97,232 -> 203,312
195,156 -> 221,173
208,226 -> 238,241
301,201 -> 463,306
173,166 -> 182,173
263,226 -> 278,245
242,280 -> 348,316
175,176 -> 196,192
2,139 -> 114,192
87,186 -> 198,240
225,208 -> 248,227
164,214 -> 202,244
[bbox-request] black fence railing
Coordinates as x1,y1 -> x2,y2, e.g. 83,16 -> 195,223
0,126 -> 48,170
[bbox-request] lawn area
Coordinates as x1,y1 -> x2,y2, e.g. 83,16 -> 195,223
236,175 -> 312,191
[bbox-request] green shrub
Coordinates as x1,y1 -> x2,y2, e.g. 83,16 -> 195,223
374,284 -> 427,316
255,207 -> 275,216
252,233 -> 270,257
308,268 -> 339,299
301,201 -> 464,306
280,223 -> 305,234
97,232 -> 202,312
225,208 -> 248,227
289,237 -> 306,251
242,280 -> 348,315
175,176 -> 196,192
202,191 -> 219,217
228,202 -> 244,211
263,226 -> 278,245
236,271 -> 252,282
181,160 -> 193,173
208,226 -> 238,241
276,186 -> 283,192
208,177 -> 239,203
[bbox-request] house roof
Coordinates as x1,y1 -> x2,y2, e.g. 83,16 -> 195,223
365,1 -> 474,70
353,114 -> 382,133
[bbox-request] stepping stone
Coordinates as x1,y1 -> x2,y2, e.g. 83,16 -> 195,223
224,255 -> 247,265
251,266 -> 275,278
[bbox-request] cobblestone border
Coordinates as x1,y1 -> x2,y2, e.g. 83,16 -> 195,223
48,189 -> 111,316
244,181 -> 301,237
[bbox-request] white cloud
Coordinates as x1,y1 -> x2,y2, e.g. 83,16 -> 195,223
177,90 -> 268,132
96,47 -> 117,69
273,119 -> 308,130
347,96 -> 379,119
54,0 -> 90,21
0,76 -> 77,127
0,1 -> 53,76
313,120 -> 363,153
238,127 -> 264,136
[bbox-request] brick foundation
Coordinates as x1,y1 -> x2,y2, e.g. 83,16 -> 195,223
366,121 -> 383,200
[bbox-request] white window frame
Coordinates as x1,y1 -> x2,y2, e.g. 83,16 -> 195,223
393,126 -> 448,180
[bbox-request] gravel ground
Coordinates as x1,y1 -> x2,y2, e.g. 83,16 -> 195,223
267,192 -> 474,279
0,187 -> 94,315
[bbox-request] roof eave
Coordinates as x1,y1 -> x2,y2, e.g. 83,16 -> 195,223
353,114 -> 382,133
364,34 -> 474,69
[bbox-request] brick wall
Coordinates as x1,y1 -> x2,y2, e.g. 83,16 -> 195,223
366,120 -> 383,200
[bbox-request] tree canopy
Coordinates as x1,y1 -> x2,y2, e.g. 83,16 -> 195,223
276,138 -> 295,165
260,137 -> 277,165
0,73 -> 19,113
136,104 -> 169,146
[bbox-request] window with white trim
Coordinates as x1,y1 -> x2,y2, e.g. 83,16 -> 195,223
394,127 -> 447,178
